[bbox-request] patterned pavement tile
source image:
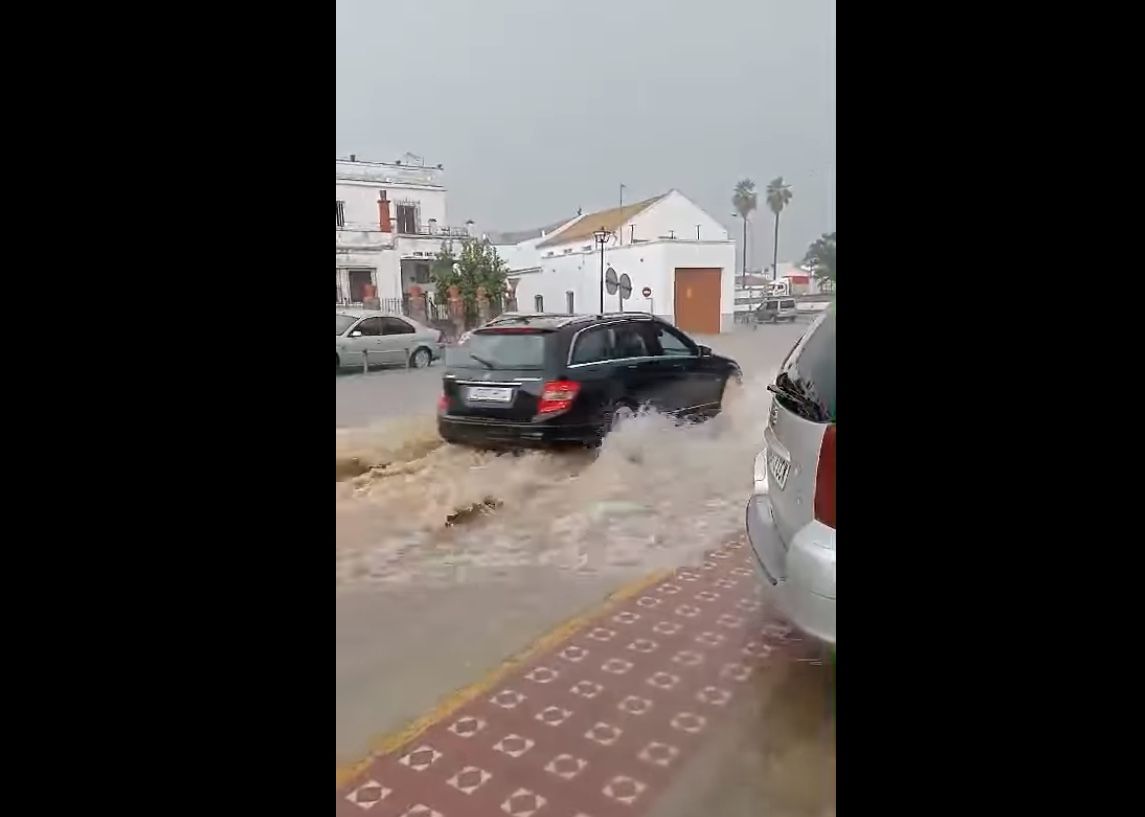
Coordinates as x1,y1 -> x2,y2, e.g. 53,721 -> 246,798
335,536 -> 816,817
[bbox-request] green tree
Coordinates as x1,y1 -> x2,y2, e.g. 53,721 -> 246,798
766,177 -> 793,280
802,232 -> 836,288
731,179 -> 757,287
430,238 -> 508,322
431,241 -> 458,304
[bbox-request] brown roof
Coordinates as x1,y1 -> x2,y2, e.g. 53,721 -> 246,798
535,194 -> 667,248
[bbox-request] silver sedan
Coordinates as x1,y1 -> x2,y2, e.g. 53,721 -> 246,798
336,309 -> 444,372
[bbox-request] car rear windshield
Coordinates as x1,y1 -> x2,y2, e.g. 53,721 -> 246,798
451,329 -> 549,369
778,309 -> 835,422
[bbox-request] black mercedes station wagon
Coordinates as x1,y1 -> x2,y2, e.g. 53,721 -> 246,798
437,313 -> 741,447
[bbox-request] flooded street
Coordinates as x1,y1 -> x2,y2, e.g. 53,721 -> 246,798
336,324 -> 806,589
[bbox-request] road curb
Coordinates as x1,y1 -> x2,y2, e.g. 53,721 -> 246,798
335,567 -> 672,789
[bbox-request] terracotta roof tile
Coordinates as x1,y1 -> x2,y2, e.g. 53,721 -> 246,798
535,194 -> 667,248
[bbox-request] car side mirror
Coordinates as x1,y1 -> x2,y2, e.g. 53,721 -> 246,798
697,344 -> 712,357
349,330 -> 362,338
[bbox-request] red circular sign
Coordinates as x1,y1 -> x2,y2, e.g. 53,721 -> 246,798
641,286 -> 652,298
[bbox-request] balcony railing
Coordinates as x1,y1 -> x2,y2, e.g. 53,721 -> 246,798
396,223 -> 473,238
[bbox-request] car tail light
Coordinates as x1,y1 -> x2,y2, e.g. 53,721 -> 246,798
437,394 -> 448,414
537,379 -> 580,414
813,424 -> 836,528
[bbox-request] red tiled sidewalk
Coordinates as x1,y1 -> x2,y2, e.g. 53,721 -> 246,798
337,537 -> 814,817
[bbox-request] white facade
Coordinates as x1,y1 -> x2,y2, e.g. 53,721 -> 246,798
498,191 -> 736,332
512,240 -> 736,332
336,157 -> 473,305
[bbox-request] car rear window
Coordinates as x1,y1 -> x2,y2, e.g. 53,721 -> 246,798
781,299 -> 796,308
451,329 -> 549,369
778,309 -> 835,422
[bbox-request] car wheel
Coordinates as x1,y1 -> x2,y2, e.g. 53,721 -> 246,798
603,404 -> 635,435
410,347 -> 432,368
612,405 -> 635,430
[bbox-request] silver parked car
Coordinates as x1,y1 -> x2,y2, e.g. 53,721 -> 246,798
336,309 -> 444,372
746,307 -> 836,645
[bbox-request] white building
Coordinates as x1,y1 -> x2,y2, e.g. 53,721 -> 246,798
493,190 -> 736,333
336,155 -> 473,305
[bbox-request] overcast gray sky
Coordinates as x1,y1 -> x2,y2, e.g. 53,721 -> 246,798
336,0 -> 834,271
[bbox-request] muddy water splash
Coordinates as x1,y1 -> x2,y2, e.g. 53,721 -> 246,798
336,371 -> 776,585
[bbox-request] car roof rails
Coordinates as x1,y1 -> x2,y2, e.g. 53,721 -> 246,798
592,311 -> 654,320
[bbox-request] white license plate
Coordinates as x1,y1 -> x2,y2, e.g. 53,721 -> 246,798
767,450 -> 790,490
466,386 -> 513,403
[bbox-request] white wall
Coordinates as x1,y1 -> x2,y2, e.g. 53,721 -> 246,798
626,190 -> 729,245
495,233 -> 546,273
511,239 -> 736,332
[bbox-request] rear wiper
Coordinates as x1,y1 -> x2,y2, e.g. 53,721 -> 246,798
767,382 -> 827,421
467,353 -> 496,369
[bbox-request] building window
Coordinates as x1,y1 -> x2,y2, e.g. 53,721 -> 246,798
414,263 -> 431,284
396,203 -> 418,234
348,269 -> 374,303
336,200 -> 345,229
566,291 -> 574,314
534,294 -> 544,312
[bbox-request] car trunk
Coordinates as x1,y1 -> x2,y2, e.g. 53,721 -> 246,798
442,329 -> 553,422
765,310 -> 836,551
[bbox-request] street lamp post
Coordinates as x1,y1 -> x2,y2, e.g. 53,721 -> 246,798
594,228 -> 609,314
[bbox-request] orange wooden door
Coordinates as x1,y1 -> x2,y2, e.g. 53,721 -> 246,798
673,268 -> 721,334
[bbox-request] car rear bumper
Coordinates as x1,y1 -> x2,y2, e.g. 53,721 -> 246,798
746,493 -> 836,646
438,416 -> 599,447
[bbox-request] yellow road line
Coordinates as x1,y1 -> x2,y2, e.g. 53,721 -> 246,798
335,567 -> 671,789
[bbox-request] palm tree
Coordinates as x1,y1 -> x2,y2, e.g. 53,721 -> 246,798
766,177 -> 793,281
731,179 -> 757,288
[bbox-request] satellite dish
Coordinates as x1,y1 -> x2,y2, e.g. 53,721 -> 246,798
618,273 -> 632,299
605,266 -> 618,295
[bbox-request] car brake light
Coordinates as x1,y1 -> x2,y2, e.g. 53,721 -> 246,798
537,379 -> 580,414
813,424 -> 836,528
437,394 -> 448,413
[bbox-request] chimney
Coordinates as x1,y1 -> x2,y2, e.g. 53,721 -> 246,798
378,195 -> 392,232
350,153 -> 356,162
